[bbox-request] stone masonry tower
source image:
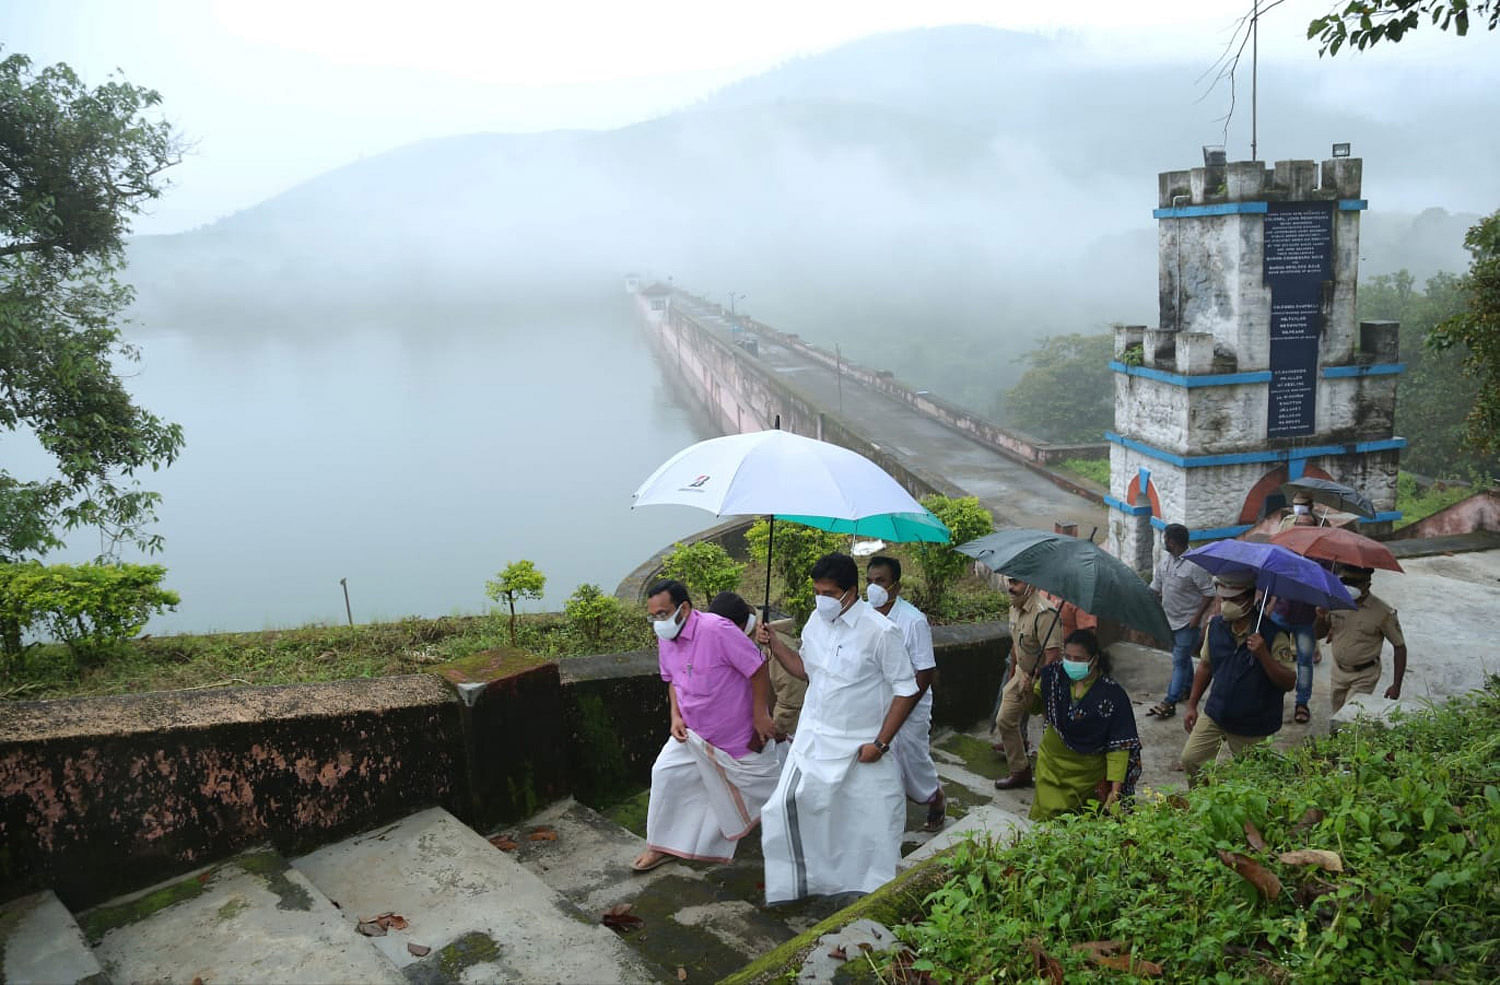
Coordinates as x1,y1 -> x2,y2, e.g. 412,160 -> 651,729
1106,156 -> 1404,572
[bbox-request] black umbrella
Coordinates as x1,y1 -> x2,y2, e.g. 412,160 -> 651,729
956,529 -> 1172,644
1281,477 -> 1376,519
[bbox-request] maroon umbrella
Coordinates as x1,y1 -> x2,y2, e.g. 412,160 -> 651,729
1271,526 -> 1403,573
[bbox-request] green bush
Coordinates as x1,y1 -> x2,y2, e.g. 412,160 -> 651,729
485,559 -> 546,645
1394,471 -> 1480,529
0,561 -> 179,670
894,682 -> 1500,983
562,583 -> 626,649
745,519 -> 843,625
659,540 -> 745,605
913,495 -> 994,616
1057,457 -> 1110,486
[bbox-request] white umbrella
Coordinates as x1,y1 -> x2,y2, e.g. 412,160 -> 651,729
633,427 -> 928,615
632,429 -> 926,519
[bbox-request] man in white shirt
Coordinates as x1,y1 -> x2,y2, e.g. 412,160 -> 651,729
757,552 -> 919,903
865,555 -> 945,832
1147,523 -> 1216,720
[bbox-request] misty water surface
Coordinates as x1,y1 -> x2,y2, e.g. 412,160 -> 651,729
21,295 -> 715,635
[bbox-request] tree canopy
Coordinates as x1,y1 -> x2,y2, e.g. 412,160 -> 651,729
1308,0 -> 1498,54
1000,332 -> 1114,445
1426,210 -> 1500,462
1,52 -> 184,561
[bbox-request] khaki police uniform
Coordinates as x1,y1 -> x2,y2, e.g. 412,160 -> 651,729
1326,593 -> 1404,713
993,591 -> 1060,775
1180,621 -> 1296,778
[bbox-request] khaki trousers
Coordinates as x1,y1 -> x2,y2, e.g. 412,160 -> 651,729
1179,714 -> 1268,784
1329,661 -> 1382,714
994,672 -> 1032,776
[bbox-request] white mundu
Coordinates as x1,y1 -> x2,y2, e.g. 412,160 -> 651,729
646,729 -> 783,862
762,600 -> 917,902
884,596 -> 940,803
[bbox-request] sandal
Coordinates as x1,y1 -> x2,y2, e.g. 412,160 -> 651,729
922,789 -> 947,833
630,850 -> 675,873
1146,701 -> 1176,719
1294,704 -> 1311,724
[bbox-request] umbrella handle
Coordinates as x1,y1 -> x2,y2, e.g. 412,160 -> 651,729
762,514 -> 776,626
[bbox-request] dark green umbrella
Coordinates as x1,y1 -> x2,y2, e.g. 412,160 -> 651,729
956,529 -> 1172,644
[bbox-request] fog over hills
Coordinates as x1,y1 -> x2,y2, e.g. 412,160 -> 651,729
127,25 -> 1497,413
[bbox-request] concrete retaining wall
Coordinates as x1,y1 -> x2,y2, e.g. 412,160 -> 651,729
0,625 -> 1010,910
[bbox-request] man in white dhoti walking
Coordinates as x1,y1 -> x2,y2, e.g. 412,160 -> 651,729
633,579 -> 778,872
757,553 -> 919,902
865,555 -> 946,832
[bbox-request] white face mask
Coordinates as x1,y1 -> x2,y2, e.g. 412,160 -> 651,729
742,612 -> 757,637
1293,504 -> 1311,515
652,603 -> 686,641
814,590 -> 848,622
865,583 -> 890,608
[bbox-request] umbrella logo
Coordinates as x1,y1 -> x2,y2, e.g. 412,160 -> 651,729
686,475 -> 711,488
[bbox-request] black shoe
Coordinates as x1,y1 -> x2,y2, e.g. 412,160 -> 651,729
994,771 -> 1033,790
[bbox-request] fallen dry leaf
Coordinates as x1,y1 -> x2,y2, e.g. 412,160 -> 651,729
487,834 -> 519,852
1166,793 -> 1190,811
407,943 -> 431,958
677,966 -> 687,981
1219,849 -> 1283,900
528,827 -> 559,842
1244,821 -> 1268,853
1291,808 -> 1325,836
365,912 -> 408,932
1027,938 -> 1064,985
827,946 -> 848,961
1278,849 -> 1344,873
191,978 -> 204,985
1074,940 -> 1163,976
357,920 -> 386,937
602,903 -> 644,933
1294,876 -> 1339,908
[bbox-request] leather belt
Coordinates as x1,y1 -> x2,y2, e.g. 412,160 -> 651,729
1342,659 -> 1379,673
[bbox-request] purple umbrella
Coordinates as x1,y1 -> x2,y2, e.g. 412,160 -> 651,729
1183,540 -> 1356,630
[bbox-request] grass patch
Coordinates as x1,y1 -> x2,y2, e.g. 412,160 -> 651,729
3,609 -> 656,702
1056,457 -> 1110,486
890,681 -> 1500,983
1394,470 -> 1478,530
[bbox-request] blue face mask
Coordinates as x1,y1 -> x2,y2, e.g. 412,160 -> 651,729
1062,658 -> 1093,681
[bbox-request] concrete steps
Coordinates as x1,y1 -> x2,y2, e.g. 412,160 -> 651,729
3,722 -> 1029,985
0,890 -> 107,985
292,806 -> 655,984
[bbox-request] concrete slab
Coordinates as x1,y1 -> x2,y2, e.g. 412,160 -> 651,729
0,890 -> 107,985
793,918 -> 898,985
292,806 -> 655,985
900,805 -> 1031,869
82,848 -> 404,985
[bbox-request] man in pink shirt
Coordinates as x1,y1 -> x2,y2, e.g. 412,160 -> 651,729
632,579 -> 778,872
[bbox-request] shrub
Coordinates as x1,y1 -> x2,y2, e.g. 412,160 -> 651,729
659,540 -> 745,605
563,583 -> 625,649
485,560 -> 546,645
913,495 -> 994,616
0,561 -> 179,670
894,681 -> 1500,983
745,519 -> 843,625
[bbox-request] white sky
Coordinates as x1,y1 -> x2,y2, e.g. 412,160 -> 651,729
1,0 -> 1485,233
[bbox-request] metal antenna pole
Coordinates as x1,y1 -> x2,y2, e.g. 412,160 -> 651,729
1251,0 -> 1259,161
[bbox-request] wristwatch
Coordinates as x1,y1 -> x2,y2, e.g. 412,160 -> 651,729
873,739 -> 890,754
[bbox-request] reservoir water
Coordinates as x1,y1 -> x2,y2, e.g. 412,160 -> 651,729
17,293 -> 716,635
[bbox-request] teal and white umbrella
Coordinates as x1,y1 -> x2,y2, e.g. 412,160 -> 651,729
776,510 -> 950,544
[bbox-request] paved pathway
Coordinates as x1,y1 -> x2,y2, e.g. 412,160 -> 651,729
672,296 -> 1106,535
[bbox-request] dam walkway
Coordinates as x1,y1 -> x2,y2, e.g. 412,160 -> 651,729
666,293 -> 1107,536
